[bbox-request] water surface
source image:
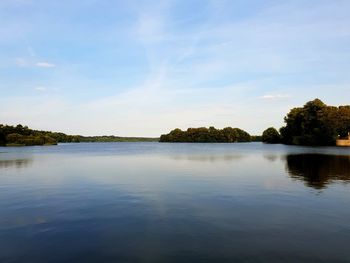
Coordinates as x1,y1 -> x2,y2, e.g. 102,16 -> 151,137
0,142 -> 349,262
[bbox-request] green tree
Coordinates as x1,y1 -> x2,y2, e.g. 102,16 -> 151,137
262,127 -> 281,143
159,127 -> 251,143
6,133 -> 24,145
280,99 -> 350,146
336,106 -> 350,137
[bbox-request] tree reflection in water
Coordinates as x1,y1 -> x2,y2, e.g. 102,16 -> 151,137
286,154 -> 350,189
0,159 -> 32,169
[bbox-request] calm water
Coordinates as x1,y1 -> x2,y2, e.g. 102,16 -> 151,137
0,142 -> 350,263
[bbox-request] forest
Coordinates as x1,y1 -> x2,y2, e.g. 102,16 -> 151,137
159,127 -> 251,143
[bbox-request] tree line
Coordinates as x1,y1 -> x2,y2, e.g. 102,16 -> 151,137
3,98 -> 348,147
0,124 -> 158,146
79,136 -> 158,142
0,124 -> 80,146
262,99 -> 350,146
159,127 -> 251,143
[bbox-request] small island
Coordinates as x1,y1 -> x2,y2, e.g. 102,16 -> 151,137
160,127 -> 251,143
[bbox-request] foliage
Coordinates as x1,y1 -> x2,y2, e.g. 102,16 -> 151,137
279,99 -> 350,146
4,131 -> 57,146
0,125 -> 56,146
251,135 -> 262,142
0,124 -> 78,146
262,127 -> 281,144
159,126 -> 251,143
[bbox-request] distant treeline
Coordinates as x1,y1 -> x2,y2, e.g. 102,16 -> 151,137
0,124 -> 158,146
78,136 -> 158,143
262,99 -> 350,146
159,127 -> 251,143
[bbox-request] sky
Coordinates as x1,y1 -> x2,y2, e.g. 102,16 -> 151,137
0,0 -> 350,137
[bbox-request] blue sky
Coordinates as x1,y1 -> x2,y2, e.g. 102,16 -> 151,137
1,0 -> 350,136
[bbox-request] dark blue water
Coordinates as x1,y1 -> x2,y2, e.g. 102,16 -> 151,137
0,142 -> 349,262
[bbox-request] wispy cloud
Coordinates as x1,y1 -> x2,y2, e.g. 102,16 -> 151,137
27,46 -> 36,57
15,58 -> 28,67
35,62 -> 56,68
1,1 -> 350,136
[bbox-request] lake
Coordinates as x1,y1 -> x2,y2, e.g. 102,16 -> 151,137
0,142 -> 350,262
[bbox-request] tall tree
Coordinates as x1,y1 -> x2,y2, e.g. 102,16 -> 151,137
280,99 -> 350,146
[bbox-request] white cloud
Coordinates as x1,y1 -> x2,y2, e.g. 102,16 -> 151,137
16,59 -> 56,69
35,62 -> 56,68
34,86 -> 47,91
260,94 -> 291,100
